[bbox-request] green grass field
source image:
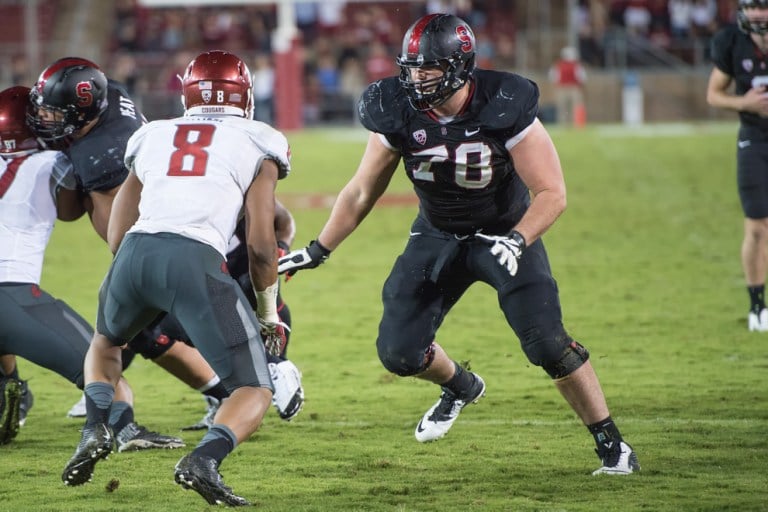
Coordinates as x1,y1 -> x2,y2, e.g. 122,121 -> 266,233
2,123 -> 767,511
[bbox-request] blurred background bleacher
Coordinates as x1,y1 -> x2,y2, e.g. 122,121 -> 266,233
0,0 -> 740,127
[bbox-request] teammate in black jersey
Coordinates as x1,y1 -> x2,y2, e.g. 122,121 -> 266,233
25,57 -> 187,451
279,13 -> 639,475
707,0 -> 768,331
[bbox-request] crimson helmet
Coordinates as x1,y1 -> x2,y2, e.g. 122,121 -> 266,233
181,50 -> 253,118
738,0 -> 768,35
396,13 -> 476,111
0,86 -> 39,154
27,57 -> 108,147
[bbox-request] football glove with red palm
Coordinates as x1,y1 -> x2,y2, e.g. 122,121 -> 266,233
260,320 -> 290,356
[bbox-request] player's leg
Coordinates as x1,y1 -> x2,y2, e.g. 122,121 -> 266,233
162,235 -> 271,506
489,239 -> 639,475
0,284 -> 93,440
376,229 -> 483,442
62,235 -> 184,486
737,137 -> 768,331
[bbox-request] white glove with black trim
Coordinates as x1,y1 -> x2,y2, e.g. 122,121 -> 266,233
475,231 -> 526,277
278,240 -> 331,277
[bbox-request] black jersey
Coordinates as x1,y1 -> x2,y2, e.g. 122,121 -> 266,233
358,69 -> 539,235
711,23 -> 768,134
62,80 -> 144,192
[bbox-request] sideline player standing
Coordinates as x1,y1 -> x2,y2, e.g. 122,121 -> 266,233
61,50 -> 291,506
707,0 -> 768,331
279,13 -> 639,475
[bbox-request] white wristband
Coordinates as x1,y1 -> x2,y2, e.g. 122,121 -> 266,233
255,278 -> 280,324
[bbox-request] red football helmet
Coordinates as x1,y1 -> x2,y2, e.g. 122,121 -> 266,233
0,86 -> 39,154
181,50 -> 253,118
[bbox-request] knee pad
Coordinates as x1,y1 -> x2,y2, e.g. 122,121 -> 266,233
519,324 -> 589,379
541,341 -> 590,379
377,341 -> 435,377
127,327 -> 176,360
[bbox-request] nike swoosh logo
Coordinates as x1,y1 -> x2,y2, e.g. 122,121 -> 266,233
465,128 -> 480,136
738,140 -> 751,149
416,420 -> 427,433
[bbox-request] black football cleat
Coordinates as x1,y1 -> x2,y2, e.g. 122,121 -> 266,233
174,453 -> 251,506
115,422 -> 185,452
62,423 -> 114,485
0,378 -> 23,445
18,379 -> 33,427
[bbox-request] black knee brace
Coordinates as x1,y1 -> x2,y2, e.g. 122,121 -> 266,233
541,341 -> 590,379
378,341 -> 435,376
127,326 -> 176,360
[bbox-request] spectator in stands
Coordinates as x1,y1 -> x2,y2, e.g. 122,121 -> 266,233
691,0 -> 719,39
669,0 -> 694,40
493,33 -> 517,71
295,2 -> 319,43
159,9 -> 185,51
624,0 -> 652,36
110,53 -> 147,101
549,46 -> 588,126
318,0 -> 346,37
365,41 -> 395,83
252,53 -> 275,124
10,54 -> 31,87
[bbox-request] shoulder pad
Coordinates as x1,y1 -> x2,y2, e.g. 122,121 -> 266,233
357,78 -> 412,134
472,70 -> 539,131
51,151 -> 78,191
246,120 -> 291,180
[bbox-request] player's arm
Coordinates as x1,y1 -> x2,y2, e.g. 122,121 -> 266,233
107,173 -> 141,254
316,132 -> 400,250
274,198 -> 295,250
245,159 -> 279,294
55,188 -> 87,221
507,118 -> 566,246
88,186 -> 121,243
706,66 -> 768,116
50,152 -> 87,221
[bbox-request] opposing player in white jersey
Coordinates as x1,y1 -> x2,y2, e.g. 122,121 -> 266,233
0,86 -> 168,447
61,51 -> 290,507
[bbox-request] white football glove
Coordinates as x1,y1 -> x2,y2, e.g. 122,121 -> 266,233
278,240 -> 331,277
475,231 -> 525,277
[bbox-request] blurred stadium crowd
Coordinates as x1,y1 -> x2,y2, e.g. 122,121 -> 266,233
0,0 -> 741,124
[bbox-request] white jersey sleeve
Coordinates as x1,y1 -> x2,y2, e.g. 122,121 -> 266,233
0,150 -> 60,284
125,115 -> 290,257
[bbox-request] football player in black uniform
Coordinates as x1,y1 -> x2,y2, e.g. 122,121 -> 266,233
707,0 -> 768,332
279,13 -> 639,475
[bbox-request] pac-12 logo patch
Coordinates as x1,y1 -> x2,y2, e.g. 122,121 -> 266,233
413,129 -> 427,145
